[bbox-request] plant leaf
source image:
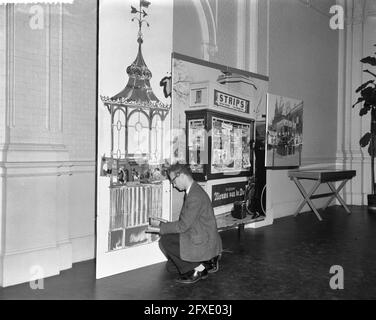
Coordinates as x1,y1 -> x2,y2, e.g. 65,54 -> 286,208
361,87 -> 376,105
360,132 -> 371,147
359,106 -> 370,116
361,56 -> 376,66
131,6 -> 138,14
361,86 -> 374,95
356,80 -> 374,93
353,97 -> 364,108
360,87 -> 375,102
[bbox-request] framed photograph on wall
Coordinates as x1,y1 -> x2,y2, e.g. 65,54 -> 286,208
265,94 -> 303,168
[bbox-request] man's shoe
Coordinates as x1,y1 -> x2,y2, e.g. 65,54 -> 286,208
204,255 -> 220,274
175,269 -> 208,284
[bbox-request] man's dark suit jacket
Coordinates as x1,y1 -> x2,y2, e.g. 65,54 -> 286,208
160,182 -> 223,262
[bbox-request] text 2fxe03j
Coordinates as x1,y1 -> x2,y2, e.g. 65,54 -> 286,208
144,304 -> 232,317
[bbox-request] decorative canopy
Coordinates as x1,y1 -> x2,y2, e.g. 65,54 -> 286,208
101,0 -> 169,112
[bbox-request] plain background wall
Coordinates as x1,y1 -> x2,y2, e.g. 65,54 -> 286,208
62,0 -> 96,263
267,0 -> 339,219
269,0 -> 338,161
173,0 -> 240,69
0,0 -> 96,286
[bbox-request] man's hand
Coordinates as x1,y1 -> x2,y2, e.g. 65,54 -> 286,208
149,216 -> 167,227
145,225 -> 160,234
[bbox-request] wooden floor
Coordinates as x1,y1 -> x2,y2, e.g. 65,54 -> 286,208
1,205 -> 376,300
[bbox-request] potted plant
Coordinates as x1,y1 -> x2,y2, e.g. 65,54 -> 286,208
353,44 -> 376,210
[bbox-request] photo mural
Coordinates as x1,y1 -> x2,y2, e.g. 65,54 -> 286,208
266,94 -> 303,168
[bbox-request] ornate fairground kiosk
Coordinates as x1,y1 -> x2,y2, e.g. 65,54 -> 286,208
100,2 -> 170,251
184,71 -> 265,226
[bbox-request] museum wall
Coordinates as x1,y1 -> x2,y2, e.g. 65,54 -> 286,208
267,0 -> 339,219
62,1 -> 96,264
173,0 -> 259,70
0,1 -> 96,287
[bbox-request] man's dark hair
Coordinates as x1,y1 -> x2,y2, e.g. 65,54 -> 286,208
168,162 -> 193,178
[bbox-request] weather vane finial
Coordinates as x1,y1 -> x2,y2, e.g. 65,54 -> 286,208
131,0 -> 151,41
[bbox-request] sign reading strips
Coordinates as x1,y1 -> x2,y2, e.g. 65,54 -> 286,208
211,181 -> 246,208
214,90 -> 250,114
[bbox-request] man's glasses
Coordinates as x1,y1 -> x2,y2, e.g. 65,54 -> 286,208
170,172 -> 181,185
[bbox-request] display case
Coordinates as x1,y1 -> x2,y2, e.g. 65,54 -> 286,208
185,109 -> 254,181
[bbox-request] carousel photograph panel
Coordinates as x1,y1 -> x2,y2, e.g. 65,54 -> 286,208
266,94 -> 303,168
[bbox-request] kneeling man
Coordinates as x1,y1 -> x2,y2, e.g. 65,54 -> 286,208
152,163 -> 222,284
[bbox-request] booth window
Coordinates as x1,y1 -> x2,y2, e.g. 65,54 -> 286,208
112,108 -> 126,159
151,114 -> 163,162
128,110 -> 149,155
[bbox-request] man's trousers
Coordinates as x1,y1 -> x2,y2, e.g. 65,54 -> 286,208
159,233 -> 200,274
